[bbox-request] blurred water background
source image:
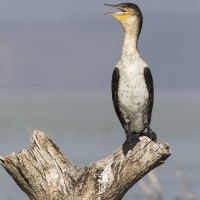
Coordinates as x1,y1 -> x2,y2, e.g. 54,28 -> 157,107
0,89 -> 199,200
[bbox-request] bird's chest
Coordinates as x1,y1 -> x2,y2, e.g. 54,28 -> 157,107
118,65 -> 148,114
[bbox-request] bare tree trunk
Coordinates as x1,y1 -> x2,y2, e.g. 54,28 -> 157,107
0,130 -> 171,200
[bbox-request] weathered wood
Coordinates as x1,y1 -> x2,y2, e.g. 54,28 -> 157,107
0,130 -> 171,200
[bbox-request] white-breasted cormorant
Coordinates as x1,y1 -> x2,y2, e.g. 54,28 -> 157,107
104,3 -> 157,144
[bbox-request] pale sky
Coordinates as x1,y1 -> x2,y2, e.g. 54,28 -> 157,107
0,0 -> 199,90
0,0 -> 199,22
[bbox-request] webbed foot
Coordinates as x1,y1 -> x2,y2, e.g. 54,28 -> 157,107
143,123 -> 157,142
125,132 -> 139,149
147,129 -> 157,141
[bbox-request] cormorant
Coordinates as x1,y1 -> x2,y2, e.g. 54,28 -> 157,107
104,3 -> 157,145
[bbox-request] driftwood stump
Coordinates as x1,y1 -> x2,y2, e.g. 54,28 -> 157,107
0,130 -> 171,200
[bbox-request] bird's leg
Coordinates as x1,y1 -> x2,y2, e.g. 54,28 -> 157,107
126,122 -> 133,146
144,123 -> 157,142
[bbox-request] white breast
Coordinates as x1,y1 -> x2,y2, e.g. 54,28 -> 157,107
117,58 -> 149,133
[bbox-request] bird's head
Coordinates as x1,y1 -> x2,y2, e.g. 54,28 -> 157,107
104,3 -> 142,25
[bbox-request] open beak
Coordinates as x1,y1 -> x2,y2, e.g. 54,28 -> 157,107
104,4 -> 126,16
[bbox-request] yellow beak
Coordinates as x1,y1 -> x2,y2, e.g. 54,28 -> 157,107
104,4 -> 129,23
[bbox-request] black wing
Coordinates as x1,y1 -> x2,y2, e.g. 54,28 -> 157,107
112,67 -> 126,132
144,67 -> 154,124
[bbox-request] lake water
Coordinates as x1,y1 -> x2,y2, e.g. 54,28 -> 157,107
0,89 -> 199,200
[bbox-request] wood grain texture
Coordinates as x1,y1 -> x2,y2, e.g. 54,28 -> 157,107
0,130 -> 171,200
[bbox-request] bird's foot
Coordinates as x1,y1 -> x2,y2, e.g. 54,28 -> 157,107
125,132 -> 140,148
125,122 -> 140,148
148,129 -> 157,142
123,133 -> 138,155
139,129 -> 157,142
